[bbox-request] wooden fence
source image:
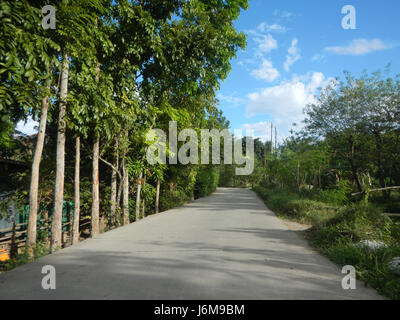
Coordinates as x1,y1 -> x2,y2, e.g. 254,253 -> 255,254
0,217 -> 91,259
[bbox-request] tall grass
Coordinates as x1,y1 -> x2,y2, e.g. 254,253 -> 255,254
253,185 -> 400,300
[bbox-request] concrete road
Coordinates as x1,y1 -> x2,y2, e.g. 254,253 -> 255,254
0,188 -> 383,299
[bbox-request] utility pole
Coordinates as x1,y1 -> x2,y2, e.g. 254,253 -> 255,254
264,139 -> 267,166
264,122 -> 268,165
275,126 -> 277,153
270,122 -> 273,154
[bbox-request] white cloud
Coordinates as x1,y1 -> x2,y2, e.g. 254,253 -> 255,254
325,38 -> 393,55
284,38 -> 300,71
217,93 -> 246,106
274,10 -> 293,19
254,34 -> 278,54
307,72 -> 327,92
241,122 -> 271,142
242,122 -> 273,142
257,22 -> 288,33
245,72 -> 333,138
251,59 -> 280,82
311,53 -> 325,63
282,11 -> 293,18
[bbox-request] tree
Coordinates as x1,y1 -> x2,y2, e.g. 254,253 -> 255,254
72,136 -> 80,244
305,69 -> 400,194
2,0 -> 251,256
1,1 -> 59,254
51,51 -> 69,251
50,0 -> 110,250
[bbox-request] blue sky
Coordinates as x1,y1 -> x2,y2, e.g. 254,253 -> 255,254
217,0 -> 400,141
17,0 -> 400,139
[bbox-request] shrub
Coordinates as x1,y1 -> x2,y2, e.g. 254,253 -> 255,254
253,183 -> 400,299
194,166 -> 219,199
2,241 -> 50,272
159,188 -> 187,212
324,243 -> 400,300
326,203 -> 393,242
314,180 -> 351,205
253,186 -> 338,225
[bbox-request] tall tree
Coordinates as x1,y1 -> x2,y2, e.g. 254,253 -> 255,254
1,1 -> 59,254
51,51 -> 69,251
27,73 -> 51,254
72,136 -> 80,244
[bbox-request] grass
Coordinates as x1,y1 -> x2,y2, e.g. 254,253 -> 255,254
323,243 -> 400,299
0,241 -> 50,272
253,186 -> 339,226
253,185 -> 400,300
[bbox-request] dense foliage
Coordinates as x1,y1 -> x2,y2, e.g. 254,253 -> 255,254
0,0 -> 248,255
249,69 -> 400,299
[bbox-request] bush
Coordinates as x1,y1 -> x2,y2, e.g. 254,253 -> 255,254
2,241 -> 50,272
306,202 -> 400,299
159,187 -> 188,212
253,186 -> 338,225
328,203 -> 392,241
324,243 -> 400,300
391,224 -> 400,242
314,180 -> 351,205
194,166 -> 219,199
308,203 -> 395,250
253,183 -> 400,299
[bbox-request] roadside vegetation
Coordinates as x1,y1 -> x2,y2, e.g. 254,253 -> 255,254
253,185 -> 400,300
0,1 -> 399,301
231,69 -> 400,300
0,0 -> 249,270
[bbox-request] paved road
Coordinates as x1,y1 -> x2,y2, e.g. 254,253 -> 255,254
0,188 -> 382,299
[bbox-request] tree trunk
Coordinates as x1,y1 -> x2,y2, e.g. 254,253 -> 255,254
348,135 -> 362,193
91,58 -> 101,236
116,141 -> 126,225
155,180 -> 160,214
141,174 -> 146,218
367,171 -> 372,187
51,53 -> 69,253
318,166 -> 321,188
349,158 -> 362,192
135,170 -> 143,221
67,200 -> 72,246
110,136 -> 119,227
72,136 -> 80,245
142,197 -> 145,218
91,135 -> 100,236
26,84 -> 50,255
116,173 -> 122,225
375,133 -> 389,199
122,156 -> 129,225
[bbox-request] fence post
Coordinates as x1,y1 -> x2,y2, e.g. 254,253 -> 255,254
10,219 -> 17,259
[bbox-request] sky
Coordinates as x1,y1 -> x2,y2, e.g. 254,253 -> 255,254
217,0 -> 400,142
17,0 -> 400,141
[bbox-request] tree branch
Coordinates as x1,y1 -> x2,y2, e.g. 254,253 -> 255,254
100,157 -> 122,181
351,186 -> 400,196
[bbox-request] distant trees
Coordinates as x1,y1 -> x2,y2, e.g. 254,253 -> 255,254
248,69 -> 400,200
304,69 -> 400,194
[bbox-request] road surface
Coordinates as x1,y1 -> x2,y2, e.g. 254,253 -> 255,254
0,188 -> 383,299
